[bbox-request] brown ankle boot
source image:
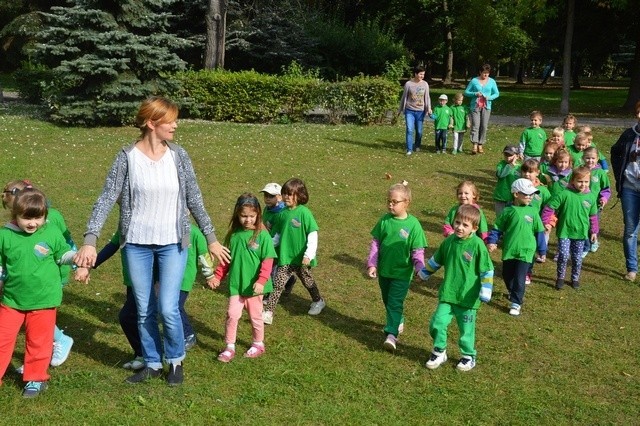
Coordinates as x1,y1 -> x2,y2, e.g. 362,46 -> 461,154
471,143 -> 478,154
478,144 -> 484,154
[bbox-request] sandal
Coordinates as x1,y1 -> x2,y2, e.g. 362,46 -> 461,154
477,144 -> 484,154
471,143 -> 478,155
217,348 -> 235,363
244,344 -> 266,359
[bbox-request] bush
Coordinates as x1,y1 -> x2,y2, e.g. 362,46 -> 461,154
13,62 -> 54,103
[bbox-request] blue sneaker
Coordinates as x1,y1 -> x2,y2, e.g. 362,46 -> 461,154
590,240 -> 599,252
50,334 -> 73,367
22,381 -> 48,398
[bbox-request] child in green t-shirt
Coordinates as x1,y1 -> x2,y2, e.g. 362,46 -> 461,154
546,148 -> 574,197
582,147 -> 611,254
541,167 -> 599,290
442,180 -> 489,241
519,110 -> 547,161
521,159 -> 552,266
419,205 -> 494,372
210,193 -> 277,362
487,179 -> 547,316
450,93 -> 469,154
494,145 -> 521,216
367,183 -> 427,352
563,114 -> 577,147
432,94 -> 453,154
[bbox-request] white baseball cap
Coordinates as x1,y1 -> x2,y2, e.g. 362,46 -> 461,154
511,178 -> 540,195
439,94 -> 448,100
260,183 -> 282,195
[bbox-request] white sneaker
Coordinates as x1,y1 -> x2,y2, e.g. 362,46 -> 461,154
308,299 -> 326,315
262,310 -> 274,325
456,356 -> 476,371
509,303 -> 521,316
122,356 -> 145,370
425,350 -> 447,369
406,151 -> 412,156
383,334 -> 397,352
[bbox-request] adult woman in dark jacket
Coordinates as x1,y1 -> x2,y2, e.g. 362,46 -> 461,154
610,100 -> 640,281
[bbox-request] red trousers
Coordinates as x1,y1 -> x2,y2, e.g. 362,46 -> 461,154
0,305 -> 56,385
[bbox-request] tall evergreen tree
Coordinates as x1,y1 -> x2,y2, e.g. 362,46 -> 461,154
31,0 -> 190,126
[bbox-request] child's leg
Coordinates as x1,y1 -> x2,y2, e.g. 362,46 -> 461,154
224,296 -> 245,345
429,302 -> 455,351
502,259 -> 516,296
556,238 -> 571,280
569,239 -> 586,283
442,129 -> 448,151
119,286 -> 142,357
0,305 -> 26,383
509,260 -> 530,306
24,308 -> 56,382
379,277 -> 410,337
264,264 -> 294,313
294,266 -> 322,302
178,290 -> 194,338
454,305 -> 477,359
245,295 -> 265,343
452,131 -> 459,151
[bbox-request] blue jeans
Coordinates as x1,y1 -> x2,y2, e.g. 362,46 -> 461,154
405,110 -> 425,152
621,188 -> 640,273
123,243 -> 188,368
435,129 -> 448,151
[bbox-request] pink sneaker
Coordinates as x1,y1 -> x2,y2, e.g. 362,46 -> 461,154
244,344 -> 265,359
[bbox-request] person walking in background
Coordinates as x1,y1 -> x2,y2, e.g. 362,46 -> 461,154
519,111 -> 547,161
398,65 -> 432,156
450,93 -> 469,154
464,63 -> 500,155
432,94 -> 453,154
73,96 -> 230,386
209,193 -> 276,362
493,145 -> 521,216
367,182 -> 427,352
610,100 -> 640,282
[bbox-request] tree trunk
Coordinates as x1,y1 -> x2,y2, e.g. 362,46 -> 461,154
516,61 -> 525,84
624,29 -> 640,111
442,0 -> 453,84
204,0 -> 228,69
560,0 -> 575,114
571,57 -> 581,90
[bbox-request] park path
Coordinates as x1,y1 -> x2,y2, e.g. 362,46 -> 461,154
491,114 -> 632,129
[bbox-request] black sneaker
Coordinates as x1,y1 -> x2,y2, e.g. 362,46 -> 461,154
555,279 -> 565,290
571,281 -> 580,290
282,276 -> 296,296
167,363 -> 183,386
184,334 -> 197,351
125,367 -> 162,384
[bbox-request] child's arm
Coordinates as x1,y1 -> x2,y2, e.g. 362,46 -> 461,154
541,205 -> 557,231
599,187 -> 611,207
302,231 -> 318,266
411,248 -> 426,273
94,240 -> 119,269
253,257 -> 274,294
58,250 -> 77,266
418,256 -> 441,280
198,253 -> 215,280
74,267 -> 90,284
599,157 -> 609,171
209,262 -> 229,290
535,231 -> 548,261
590,214 -> 600,243
366,239 -> 380,278
479,269 -> 494,303
485,228 -> 502,252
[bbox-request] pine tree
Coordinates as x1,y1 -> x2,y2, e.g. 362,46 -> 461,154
32,0 -> 190,126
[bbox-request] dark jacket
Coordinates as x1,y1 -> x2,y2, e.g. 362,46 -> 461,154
610,123 -> 640,196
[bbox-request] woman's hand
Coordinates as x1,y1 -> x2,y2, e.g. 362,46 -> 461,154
74,245 -> 97,268
208,241 -> 231,265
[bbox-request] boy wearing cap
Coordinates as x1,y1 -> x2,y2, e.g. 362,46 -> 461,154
260,183 -> 296,298
493,145 -> 521,216
432,94 -> 453,154
487,179 -> 547,316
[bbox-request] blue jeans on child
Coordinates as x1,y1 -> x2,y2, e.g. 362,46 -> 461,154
435,129 -> 448,152
405,110 -> 426,153
122,243 -> 188,369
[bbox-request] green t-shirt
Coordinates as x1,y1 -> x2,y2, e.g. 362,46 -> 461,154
432,235 -> 494,309
433,105 -> 453,130
262,202 -> 285,237
588,168 -> 610,204
273,205 -> 319,267
547,168 -> 572,198
520,127 -> 547,157
450,104 -> 469,132
226,229 -> 277,296
0,222 -> 71,310
370,213 -> 428,280
47,207 -> 75,285
493,204 -> 544,262
546,189 -> 598,239
444,204 -> 489,236
494,161 -> 521,202
530,184 -> 551,213
564,130 -> 576,146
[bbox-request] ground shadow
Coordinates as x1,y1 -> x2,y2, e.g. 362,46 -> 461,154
327,137 -> 400,153
332,253 -> 368,277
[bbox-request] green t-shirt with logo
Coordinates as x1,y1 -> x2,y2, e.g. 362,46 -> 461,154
493,204 -> 544,262
444,204 -> 489,236
227,229 -> 277,296
371,213 -> 427,280
530,184 -> 551,213
546,189 -> 598,239
433,105 -> 453,130
588,168 -> 610,204
520,127 -> 547,157
273,205 -> 319,267
450,105 -> 469,132
494,160 -> 521,202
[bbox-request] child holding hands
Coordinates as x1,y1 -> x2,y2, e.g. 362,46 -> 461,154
367,183 -> 427,352
420,205 -> 494,371
443,181 -> 489,241
0,188 -> 78,397
209,193 -> 276,362
450,93 -> 469,154
494,145 -> 521,216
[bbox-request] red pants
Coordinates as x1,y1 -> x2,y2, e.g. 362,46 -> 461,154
225,295 -> 264,345
0,305 -> 56,385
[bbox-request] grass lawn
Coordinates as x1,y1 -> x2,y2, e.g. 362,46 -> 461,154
0,106 -> 638,424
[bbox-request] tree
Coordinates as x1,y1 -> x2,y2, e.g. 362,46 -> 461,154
29,0 -> 190,126
204,0 -> 227,69
560,0 -> 574,114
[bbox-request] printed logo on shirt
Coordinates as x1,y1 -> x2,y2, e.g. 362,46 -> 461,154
33,242 -> 51,258
398,228 -> 410,240
591,176 -> 599,183
582,200 -> 593,209
532,194 -> 541,202
524,215 -> 534,223
462,250 -> 473,263
247,240 -> 260,251
291,218 -> 301,228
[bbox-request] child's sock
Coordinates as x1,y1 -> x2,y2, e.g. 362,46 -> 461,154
226,343 -> 236,351
252,341 -> 264,348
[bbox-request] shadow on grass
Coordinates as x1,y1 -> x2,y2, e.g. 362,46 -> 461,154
332,253 -> 367,277
327,137 -> 400,153
277,293 -> 427,364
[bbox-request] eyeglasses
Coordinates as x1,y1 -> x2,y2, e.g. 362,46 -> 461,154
387,199 -> 407,206
517,192 -> 533,197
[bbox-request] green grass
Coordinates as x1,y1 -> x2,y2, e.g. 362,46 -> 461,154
0,109 -> 638,424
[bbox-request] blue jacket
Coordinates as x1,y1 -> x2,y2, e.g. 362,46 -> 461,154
464,77 -> 500,111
